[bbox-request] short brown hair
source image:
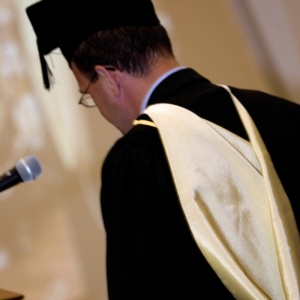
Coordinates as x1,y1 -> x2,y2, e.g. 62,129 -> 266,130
72,25 -> 174,80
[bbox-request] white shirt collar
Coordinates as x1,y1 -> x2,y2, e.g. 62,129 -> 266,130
140,66 -> 186,113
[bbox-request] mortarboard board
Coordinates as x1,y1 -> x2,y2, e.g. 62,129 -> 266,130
26,0 -> 160,89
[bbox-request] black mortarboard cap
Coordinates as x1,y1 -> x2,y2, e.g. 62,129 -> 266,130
26,0 -> 160,89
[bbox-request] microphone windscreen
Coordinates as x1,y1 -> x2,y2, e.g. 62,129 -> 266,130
15,156 -> 43,182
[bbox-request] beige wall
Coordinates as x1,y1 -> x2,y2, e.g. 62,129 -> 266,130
0,1 -> 299,299
155,0 -> 271,90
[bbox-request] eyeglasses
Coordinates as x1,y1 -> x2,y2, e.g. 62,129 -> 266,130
78,66 -> 116,108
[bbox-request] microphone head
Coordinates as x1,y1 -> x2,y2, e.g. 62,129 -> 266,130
15,156 -> 43,182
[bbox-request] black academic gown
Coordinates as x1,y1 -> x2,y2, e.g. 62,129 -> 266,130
101,69 -> 300,300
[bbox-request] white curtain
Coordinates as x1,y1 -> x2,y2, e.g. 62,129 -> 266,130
228,0 -> 300,103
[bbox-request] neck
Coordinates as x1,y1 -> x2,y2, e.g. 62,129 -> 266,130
119,56 -> 180,134
136,56 -> 181,106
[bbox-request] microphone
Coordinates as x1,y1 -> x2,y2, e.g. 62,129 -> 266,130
0,156 -> 43,193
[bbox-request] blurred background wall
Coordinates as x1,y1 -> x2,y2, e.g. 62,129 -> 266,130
0,0 -> 299,299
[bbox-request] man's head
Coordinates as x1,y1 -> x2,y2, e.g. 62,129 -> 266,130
26,0 -> 178,133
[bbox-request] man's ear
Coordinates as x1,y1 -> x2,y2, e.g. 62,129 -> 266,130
94,65 -> 120,96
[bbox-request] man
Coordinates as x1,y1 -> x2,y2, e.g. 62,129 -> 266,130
26,0 -> 300,299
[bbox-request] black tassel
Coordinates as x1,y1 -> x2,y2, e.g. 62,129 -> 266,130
39,52 -> 54,90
